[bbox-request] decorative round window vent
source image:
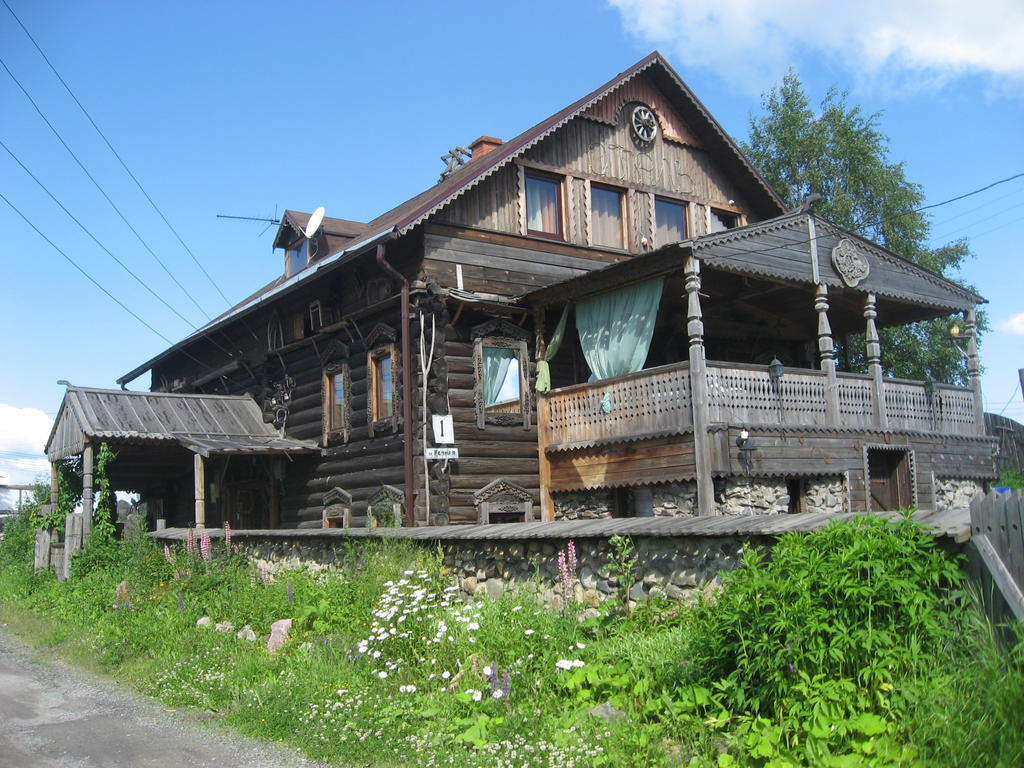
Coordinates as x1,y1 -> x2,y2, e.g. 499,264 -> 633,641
630,104 -> 658,144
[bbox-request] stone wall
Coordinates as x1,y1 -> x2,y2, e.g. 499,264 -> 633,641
716,478 -> 789,515
553,477 -> 845,519
934,477 -> 985,511
802,476 -> 848,514
211,530 -> 769,609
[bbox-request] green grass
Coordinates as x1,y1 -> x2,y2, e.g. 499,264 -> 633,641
1,507 -> 1022,767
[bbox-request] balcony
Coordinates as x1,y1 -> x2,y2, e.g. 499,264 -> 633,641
538,361 -> 981,451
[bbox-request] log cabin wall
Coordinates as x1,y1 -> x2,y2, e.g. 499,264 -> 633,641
151,246 -> 420,527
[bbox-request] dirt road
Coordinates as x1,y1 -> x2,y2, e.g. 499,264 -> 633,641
0,628 -> 331,768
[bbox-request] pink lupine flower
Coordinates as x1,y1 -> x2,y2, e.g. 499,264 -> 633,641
163,545 -> 174,565
186,527 -> 195,554
224,521 -> 232,550
200,531 -> 212,562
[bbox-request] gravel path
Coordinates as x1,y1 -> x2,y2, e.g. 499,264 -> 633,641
0,627 -> 334,768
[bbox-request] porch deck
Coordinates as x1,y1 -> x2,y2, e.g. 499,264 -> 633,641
539,360 -> 980,451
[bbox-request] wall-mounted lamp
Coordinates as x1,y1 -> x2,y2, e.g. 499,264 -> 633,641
948,323 -> 968,360
736,429 -> 756,475
768,357 -> 785,391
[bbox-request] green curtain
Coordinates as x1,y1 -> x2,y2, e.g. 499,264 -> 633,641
535,303 -> 570,394
576,278 -> 663,411
483,346 -> 517,404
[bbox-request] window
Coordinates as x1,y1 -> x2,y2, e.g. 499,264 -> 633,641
471,319 -> 531,430
323,363 -> 350,444
654,198 -> 687,245
709,208 -> 739,233
591,184 -> 625,249
370,350 -> 394,421
525,172 -> 563,239
285,240 -> 308,276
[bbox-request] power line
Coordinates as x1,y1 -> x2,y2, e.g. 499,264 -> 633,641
0,190 -> 175,344
0,139 -> 243,362
0,191 -> 215,372
1,138 -> 199,330
1,0 -> 232,308
0,54 -> 212,321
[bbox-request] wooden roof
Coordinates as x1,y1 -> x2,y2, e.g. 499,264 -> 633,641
45,386 -> 318,460
524,211 -> 984,319
118,52 -> 786,386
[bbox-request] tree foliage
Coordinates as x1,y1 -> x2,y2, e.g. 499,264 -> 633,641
743,72 -> 978,385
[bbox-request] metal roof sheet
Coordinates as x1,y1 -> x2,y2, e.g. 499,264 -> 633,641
45,386 -> 318,459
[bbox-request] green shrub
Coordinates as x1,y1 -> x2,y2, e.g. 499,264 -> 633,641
680,514 -> 965,712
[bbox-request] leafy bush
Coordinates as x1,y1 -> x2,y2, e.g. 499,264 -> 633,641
681,514 -> 966,712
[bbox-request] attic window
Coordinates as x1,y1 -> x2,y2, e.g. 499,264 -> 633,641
525,172 -> 563,239
286,240 -> 308,276
655,198 -> 687,245
591,184 -> 625,249
709,208 -> 739,233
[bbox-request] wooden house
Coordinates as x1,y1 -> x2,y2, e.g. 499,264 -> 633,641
47,52 -> 996,530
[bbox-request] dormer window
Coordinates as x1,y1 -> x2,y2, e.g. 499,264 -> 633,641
709,208 -> 739,233
285,240 -> 308,277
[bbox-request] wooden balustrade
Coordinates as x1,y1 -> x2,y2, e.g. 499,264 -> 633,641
543,362 -> 692,447
539,361 -> 982,449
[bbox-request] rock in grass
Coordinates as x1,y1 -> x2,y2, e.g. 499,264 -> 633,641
215,621 -> 234,633
236,625 -> 257,642
267,618 -> 293,653
588,701 -> 627,722
196,616 -> 212,628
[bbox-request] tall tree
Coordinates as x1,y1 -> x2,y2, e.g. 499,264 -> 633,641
743,72 -> 976,385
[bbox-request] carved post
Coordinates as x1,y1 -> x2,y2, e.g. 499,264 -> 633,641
81,442 -> 94,542
685,255 -> 717,515
49,462 -> 59,507
965,308 -> 985,435
193,453 -> 206,529
863,293 -> 887,429
815,285 -> 840,425
536,394 -> 555,521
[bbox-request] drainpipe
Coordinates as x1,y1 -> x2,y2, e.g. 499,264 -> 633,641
375,236 -> 416,526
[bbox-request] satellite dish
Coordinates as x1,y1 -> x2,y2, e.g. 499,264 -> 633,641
304,206 -> 326,239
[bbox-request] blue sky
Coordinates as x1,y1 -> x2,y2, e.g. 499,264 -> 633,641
1,0 -> 1022,502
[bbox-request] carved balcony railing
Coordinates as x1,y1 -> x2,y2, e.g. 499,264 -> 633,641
541,362 -> 692,447
539,360 -> 982,449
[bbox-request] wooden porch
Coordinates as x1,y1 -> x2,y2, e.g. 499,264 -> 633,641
539,359 -> 982,451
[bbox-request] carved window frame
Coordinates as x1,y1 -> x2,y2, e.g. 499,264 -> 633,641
267,312 -> 284,352
366,323 -> 400,437
472,318 -> 531,430
321,339 -> 351,446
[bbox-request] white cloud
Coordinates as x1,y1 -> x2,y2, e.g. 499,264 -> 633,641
608,0 -> 1024,94
0,404 -> 52,508
999,312 -> 1024,335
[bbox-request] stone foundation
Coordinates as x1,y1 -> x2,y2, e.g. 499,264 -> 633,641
803,476 -> 848,514
554,489 -> 615,520
716,477 -> 790,515
934,478 -> 984,511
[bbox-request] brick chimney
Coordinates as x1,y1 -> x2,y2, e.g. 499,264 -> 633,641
469,136 -> 503,159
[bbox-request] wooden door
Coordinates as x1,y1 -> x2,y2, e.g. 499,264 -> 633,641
867,449 -> 913,511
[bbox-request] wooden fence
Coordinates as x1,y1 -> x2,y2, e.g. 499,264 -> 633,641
967,490 -> 1024,627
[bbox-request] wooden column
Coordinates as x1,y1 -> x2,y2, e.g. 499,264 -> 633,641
536,394 -> 555,521
685,255 -> 717,516
965,308 -> 986,436
49,462 -> 59,506
81,442 -> 94,541
863,293 -> 888,429
193,453 -> 206,529
534,307 -> 556,521
815,285 -> 840,424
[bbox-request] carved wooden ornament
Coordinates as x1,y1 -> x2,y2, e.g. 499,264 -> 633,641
831,238 -> 870,288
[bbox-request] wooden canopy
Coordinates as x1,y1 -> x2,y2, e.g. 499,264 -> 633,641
45,386 -> 318,461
